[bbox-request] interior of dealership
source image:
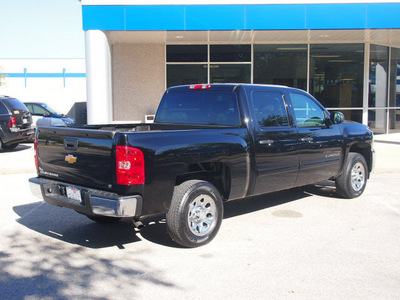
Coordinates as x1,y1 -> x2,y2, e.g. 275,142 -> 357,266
165,37 -> 400,134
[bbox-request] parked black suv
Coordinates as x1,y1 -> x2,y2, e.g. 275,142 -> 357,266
0,96 -> 34,150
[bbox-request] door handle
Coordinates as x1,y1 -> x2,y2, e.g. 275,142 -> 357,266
259,139 -> 275,145
64,138 -> 79,151
301,137 -> 313,142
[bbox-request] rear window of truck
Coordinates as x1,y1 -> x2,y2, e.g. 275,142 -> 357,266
155,91 -> 241,126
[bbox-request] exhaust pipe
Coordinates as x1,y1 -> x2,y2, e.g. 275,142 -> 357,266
133,218 -> 144,230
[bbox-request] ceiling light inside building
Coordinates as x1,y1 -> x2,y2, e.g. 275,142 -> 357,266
312,55 -> 341,58
328,60 -> 355,63
276,47 -> 307,51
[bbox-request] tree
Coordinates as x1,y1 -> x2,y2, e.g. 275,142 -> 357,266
0,68 -> 5,86
0,72 -> 6,86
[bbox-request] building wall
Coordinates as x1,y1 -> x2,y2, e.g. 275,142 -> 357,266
112,44 -> 165,122
0,59 -> 86,115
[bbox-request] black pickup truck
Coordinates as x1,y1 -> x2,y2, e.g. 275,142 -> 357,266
29,84 -> 374,247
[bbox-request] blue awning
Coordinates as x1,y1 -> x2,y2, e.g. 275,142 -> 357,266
82,3 -> 400,31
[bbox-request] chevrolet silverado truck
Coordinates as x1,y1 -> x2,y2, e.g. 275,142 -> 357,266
29,84 -> 374,247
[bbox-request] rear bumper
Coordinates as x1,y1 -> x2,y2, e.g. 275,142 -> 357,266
29,177 -> 142,218
5,128 -> 35,145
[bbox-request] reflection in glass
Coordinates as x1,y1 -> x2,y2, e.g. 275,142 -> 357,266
210,64 -> 251,84
389,47 -> 400,132
310,44 -> 364,109
254,44 -> 307,90
389,109 -> 400,133
251,91 -> 289,127
167,45 -> 207,62
369,45 -> 389,133
167,64 -> 207,88
210,45 -> 251,62
368,109 -> 387,134
327,109 -> 362,124
369,44 -> 389,109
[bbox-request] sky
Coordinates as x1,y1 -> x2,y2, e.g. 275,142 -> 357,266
0,0 -> 85,58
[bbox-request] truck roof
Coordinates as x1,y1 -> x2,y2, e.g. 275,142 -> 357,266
166,83 -> 290,93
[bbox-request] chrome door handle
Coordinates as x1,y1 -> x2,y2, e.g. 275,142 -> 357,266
259,139 -> 275,145
301,137 -> 313,142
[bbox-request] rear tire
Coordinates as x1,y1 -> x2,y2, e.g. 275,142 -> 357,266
2,143 -> 18,150
166,180 -> 223,248
335,153 -> 368,199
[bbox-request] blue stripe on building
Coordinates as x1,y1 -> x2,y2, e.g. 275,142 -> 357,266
82,3 -> 400,31
5,73 -> 86,78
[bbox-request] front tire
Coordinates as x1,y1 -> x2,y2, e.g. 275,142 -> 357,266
166,180 -> 224,248
335,153 -> 368,198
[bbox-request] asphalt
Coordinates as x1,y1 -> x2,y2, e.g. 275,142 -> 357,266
0,134 -> 399,299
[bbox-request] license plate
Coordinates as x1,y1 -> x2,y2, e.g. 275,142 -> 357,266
23,118 -> 28,124
66,186 -> 82,203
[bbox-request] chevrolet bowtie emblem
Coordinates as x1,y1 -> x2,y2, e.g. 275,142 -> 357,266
65,154 -> 77,164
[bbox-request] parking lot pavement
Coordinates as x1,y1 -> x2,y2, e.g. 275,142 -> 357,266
1,141 -> 400,299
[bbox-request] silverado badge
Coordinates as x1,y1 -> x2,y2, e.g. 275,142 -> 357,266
65,154 -> 77,164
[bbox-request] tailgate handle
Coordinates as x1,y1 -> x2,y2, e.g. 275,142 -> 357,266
64,138 -> 79,151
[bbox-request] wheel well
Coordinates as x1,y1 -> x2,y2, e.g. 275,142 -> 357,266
175,162 -> 231,200
349,143 -> 372,173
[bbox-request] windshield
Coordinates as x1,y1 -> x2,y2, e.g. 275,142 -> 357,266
155,91 -> 241,126
42,104 -> 59,115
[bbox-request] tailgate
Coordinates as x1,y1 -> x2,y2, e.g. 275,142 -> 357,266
36,127 -> 116,191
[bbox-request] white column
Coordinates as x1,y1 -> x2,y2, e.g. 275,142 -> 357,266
85,30 -> 112,124
362,42 -> 370,126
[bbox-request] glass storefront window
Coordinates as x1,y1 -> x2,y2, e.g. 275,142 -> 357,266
369,45 -> 389,109
389,109 -> 400,133
368,109 -> 387,134
310,44 -> 364,109
167,64 -> 207,87
389,47 -> 400,109
210,64 -> 251,84
167,45 -> 207,62
254,44 -> 307,90
388,47 -> 400,133
210,45 -> 251,62
328,109 -> 362,124
165,42 -> 396,134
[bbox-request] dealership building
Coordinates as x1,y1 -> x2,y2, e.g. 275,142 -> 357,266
4,0 -> 399,134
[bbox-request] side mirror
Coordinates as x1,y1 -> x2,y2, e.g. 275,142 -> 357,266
330,111 -> 345,124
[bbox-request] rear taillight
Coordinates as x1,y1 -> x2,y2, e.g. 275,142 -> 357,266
34,137 -> 38,168
116,146 -> 145,185
9,116 -> 16,128
189,84 -> 211,90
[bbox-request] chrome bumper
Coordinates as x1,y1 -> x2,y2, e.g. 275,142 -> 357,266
29,177 -> 142,218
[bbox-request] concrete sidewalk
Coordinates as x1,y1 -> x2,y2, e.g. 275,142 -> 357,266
373,133 -> 400,173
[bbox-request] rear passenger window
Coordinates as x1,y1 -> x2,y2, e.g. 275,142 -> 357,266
251,91 -> 289,127
0,102 -> 8,115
